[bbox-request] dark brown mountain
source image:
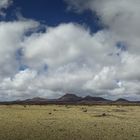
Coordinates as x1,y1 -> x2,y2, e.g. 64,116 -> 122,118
24,97 -> 47,102
115,98 -> 129,102
83,96 -> 110,102
58,93 -> 82,102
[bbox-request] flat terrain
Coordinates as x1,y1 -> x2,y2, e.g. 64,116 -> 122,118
0,105 -> 140,140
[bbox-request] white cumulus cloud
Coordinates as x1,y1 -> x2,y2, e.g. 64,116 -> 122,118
0,0 -> 12,16
0,0 -> 140,100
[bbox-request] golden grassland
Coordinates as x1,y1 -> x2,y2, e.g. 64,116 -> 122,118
0,105 -> 140,140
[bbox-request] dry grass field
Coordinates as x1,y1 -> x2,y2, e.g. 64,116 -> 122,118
0,105 -> 140,140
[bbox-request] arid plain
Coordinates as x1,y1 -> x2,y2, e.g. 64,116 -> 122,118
0,105 -> 139,140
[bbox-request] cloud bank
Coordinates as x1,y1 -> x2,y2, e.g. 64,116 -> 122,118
0,0 -> 140,100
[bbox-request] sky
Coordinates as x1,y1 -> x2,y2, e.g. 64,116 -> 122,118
0,0 -> 140,101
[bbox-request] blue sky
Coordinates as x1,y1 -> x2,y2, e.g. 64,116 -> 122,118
4,0 -> 103,32
0,0 -> 140,101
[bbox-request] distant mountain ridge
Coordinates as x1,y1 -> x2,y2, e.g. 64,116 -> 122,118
58,93 -> 82,102
83,96 -> 110,101
0,93 -> 139,105
115,98 -> 130,102
25,97 -> 48,102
